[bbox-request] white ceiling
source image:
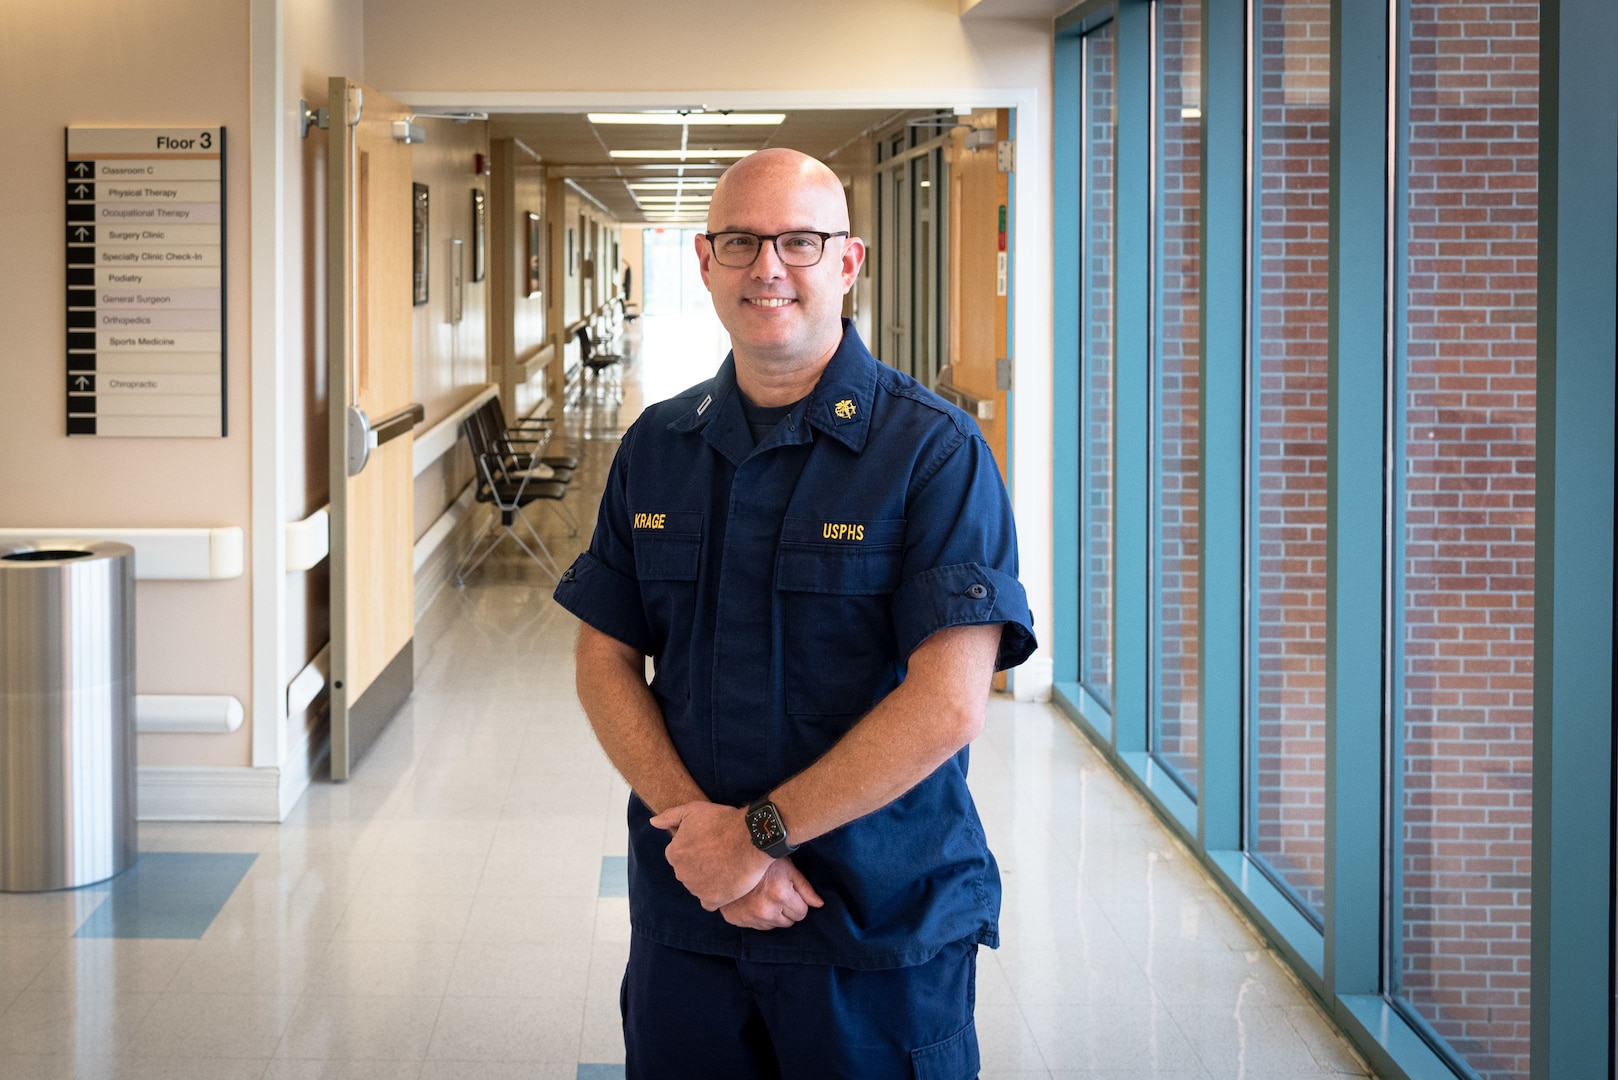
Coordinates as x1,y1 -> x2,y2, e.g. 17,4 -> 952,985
476,108 -> 916,223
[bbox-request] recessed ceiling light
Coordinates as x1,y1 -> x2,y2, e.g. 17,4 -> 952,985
609,149 -> 754,160
615,164 -> 728,173
589,112 -> 785,126
628,180 -> 718,189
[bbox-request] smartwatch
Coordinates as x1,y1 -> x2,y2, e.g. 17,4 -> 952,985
744,798 -> 797,859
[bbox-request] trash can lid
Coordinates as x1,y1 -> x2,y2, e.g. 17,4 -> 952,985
2,549 -> 96,562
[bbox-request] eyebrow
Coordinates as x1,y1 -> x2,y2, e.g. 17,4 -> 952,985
709,226 -> 828,234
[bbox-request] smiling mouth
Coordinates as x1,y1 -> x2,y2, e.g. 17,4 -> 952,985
747,298 -> 794,308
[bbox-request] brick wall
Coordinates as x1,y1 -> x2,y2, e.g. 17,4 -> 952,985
1251,0 -> 1331,916
1398,2 -> 1537,1078
1084,22 -> 1116,707
1155,0 -> 1202,789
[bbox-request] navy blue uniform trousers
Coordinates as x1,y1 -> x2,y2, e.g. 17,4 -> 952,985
622,933 -> 981,1080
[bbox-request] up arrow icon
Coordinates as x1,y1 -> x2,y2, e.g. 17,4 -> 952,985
73,226 -> 90,241
73,183 -> 90,198
73,162 -> 91,177
74,375 -> 90,390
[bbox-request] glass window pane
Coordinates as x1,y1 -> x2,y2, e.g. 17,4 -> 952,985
1247,0 -> 1330,921
1393,2 -> 1538,1077
1152,0 -> 1202,794
1083,23 -> 1117,713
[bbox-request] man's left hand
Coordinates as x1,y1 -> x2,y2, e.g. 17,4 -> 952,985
650,800 -> 771,910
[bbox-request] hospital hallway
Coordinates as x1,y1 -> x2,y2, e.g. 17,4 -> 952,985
0,314 -> 1374,1080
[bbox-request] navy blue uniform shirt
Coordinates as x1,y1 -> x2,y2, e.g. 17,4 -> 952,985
554,322 -> 1036,970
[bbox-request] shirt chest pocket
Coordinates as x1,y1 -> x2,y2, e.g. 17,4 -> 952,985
775,518 -> 906,720
632,512 -> 702,707
632,510 -> 702,581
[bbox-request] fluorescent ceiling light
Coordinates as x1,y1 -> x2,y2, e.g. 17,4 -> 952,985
609,149 -> 754,160
589,112 -> 785,125
628,180 -> 718,189
614,165 -> 728,173
636,195 -> 712,202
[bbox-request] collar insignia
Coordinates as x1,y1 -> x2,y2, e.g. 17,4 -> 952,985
833,398 -> 857,421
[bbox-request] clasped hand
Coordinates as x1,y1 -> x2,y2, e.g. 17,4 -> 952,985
650,801 -> 823,931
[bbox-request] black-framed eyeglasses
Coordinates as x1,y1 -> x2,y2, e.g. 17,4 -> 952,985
702,230 -> 850,268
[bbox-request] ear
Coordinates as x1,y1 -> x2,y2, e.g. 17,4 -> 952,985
694,231 -> 715,291
839,236 -> 866,293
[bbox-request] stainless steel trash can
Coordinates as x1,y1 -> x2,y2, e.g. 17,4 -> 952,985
0,541 -> 137,892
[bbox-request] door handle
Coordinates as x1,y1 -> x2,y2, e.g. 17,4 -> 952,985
346,403 -> 424,476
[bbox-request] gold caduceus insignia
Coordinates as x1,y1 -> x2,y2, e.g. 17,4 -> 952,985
834,399 -> 857,420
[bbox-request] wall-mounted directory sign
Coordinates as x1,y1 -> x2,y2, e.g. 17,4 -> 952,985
65,127 -> 225,437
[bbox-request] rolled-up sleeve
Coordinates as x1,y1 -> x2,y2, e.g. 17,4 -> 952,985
891,430 -> 1037,671
553,428 -> 650,654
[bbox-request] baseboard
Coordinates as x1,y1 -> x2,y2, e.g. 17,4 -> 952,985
415,496 -> 491,620
138,765 -> 284,822
278,713 -> 330,820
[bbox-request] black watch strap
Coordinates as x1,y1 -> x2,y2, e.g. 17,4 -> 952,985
745,798 -> 797,858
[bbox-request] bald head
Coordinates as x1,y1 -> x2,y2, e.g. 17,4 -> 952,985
695,146 -> 864,399
708,148 -> 849,233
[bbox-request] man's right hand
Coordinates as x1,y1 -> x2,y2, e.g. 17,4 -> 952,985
718,857 -> 824,931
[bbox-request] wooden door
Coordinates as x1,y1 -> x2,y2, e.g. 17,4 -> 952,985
327,77 -> 420,779
948,108 -> 1012,477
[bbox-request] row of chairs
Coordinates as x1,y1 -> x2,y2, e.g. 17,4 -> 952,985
453,395 -> 580,585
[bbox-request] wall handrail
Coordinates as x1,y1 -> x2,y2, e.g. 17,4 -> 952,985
0,527 -> 243,580
521,342 -> 556,383
413,383 -> 499,478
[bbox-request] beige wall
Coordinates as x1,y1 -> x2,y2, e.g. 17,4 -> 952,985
561,189 -> 583,330
0,1 -> 253,768
411,118 -> 491,429
513,169 -> 548,363
408,118 -> 492,541
363,0 -> 1048,98
510,161 -> 550,417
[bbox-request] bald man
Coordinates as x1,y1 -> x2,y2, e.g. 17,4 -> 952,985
555,149 -> 1035,1079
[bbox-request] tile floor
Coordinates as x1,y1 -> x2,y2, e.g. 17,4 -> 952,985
0,314 -> 1378,1079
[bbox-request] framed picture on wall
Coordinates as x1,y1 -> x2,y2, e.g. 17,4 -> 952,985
526,212 -> 541,297
450,238 -> 464,324
412,183 -> 429,306
471,189 -> 486,283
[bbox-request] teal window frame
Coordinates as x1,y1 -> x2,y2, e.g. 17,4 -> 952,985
1051,1 -> 1615,1078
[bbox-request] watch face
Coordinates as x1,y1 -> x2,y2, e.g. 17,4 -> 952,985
747,805 -> 784,846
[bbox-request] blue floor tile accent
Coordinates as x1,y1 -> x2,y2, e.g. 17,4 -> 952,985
75,852 -> 256,939
599,854 -> 629,897
577,1065 -> 626,1080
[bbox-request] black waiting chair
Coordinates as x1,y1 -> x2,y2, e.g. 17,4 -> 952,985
470,404 -> 573,486
576,325 -> 623,399
470,397 -> 580,534
454,401 -> 573,584
487,394 -> 578,472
